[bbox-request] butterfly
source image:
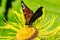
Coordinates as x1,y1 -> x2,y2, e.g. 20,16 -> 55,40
16,1 -> 43,40
21,1 -> 43,26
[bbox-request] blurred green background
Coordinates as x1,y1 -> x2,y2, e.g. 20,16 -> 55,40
0,0 -> 60,40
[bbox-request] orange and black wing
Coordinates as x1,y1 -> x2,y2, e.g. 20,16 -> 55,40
21,1 -> 33,25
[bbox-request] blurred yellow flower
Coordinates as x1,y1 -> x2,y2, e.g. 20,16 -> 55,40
16,25 -> 37,40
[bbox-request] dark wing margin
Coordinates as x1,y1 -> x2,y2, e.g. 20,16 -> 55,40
29,7 -> 43,25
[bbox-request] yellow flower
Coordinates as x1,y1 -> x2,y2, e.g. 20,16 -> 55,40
16,25 -> 38,40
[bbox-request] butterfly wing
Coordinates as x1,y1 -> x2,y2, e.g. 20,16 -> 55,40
29,7 -> 43,25
21,1 -> 33,25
